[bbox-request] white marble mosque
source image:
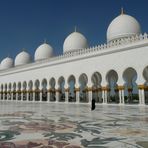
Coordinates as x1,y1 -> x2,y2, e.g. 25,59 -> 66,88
0,9 -> 148,148
0,9 -> 148,105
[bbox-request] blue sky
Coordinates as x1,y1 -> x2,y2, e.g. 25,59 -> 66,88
0,0 -> 148,61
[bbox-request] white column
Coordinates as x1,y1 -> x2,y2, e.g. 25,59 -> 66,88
138,87 -> 145,105
47,83 -> 50,102
47,89 -> 50,102
26,90 -> 29,102
56,90 -> 59,102
102,90 -> 105,103
21,90 -> 24,101
39,88 -> 42,102
119,90 -> 122,104
138,89 -> 142,104
76,88 -> 80,103
105,90 -> 108,103
3,91 -> 5,100
65,90 -> 69,103
88,88 -> 92,104
102,89 -> 107,104
32,87 -> 35,102
141,89 -> 145,104
119,89 -> 124,104
11,91 -> 13,101
6,92 -> 9,101
121,89 -> 125,104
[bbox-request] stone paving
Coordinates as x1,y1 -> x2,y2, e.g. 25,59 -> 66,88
0,101 -> 148,148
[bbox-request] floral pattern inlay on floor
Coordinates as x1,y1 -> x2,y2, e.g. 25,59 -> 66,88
0,102 -> 148,148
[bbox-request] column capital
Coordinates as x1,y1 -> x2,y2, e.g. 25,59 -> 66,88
117,85 -> 124,90
64,88 -> 69,92
102,86 -> 110,91
75,87 -> 80,92
138,84 -> 145,89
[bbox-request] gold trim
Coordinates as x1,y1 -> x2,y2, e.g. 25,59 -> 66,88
138,85 -> 145,89
117,86 -> 124,90
64,88 -> 69,92
75,88 -> 80,91
87,87 -> 92,91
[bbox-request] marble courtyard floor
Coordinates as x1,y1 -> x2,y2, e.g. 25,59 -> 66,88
0,102 -> 148,148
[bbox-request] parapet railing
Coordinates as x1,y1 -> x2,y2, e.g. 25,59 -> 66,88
1,33 -> 148,72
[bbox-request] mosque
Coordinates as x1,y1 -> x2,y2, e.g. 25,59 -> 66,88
0,10 -> 148,105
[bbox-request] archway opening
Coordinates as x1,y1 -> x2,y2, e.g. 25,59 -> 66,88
143,66 -> 148,104
1,84 -> 3,100
106,70 -> 119,103
79,73 -> 88,103
28,80 -> 33,101
23,81 -> 27,101
8,83 -> 11,100
35,80 -> 40,101
4,84 -> 7,100
68,75 -> 76,102
58,76 -> 65,102
91,72 -> 102,103
49,78 -> 56,101
42,79 -> 47,101
123,68 -> 138,104
17,82 -> 21,100
13,83 -> 16,100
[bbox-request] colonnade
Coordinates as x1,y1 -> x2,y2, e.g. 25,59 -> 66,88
0,67 -> 148,105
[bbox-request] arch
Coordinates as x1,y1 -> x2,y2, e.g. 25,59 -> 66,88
28,80 -> 33,101
41,78 -> 48,101
49,77 -> 56,101
79,73 -> 88,103
58,76 -> 65,102
106,70 -> 119,104
123,67 -> 138,104
68,75 -> 76,102
143,66 -> 148,104
91,72 -> 102,103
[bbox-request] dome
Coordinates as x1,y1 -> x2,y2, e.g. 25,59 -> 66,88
63,31 -> 88,53
15,50 -> 32,66
34,43 -> 53,61
1,57 -> 14,70
107,13 -> 141,42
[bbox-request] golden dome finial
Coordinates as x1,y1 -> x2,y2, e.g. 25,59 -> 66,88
74,26 -> 77,32
121,7 -> 124,15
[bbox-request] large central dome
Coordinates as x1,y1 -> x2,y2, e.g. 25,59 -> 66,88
107,12 -> 141,42
63,31 -> 88,53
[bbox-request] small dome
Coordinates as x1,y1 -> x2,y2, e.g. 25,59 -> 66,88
1,57 -> 14,70
34,43 -> 53,61
15,50 -> 32,66
107,13 -> 141,42
63,31 -> 88,53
